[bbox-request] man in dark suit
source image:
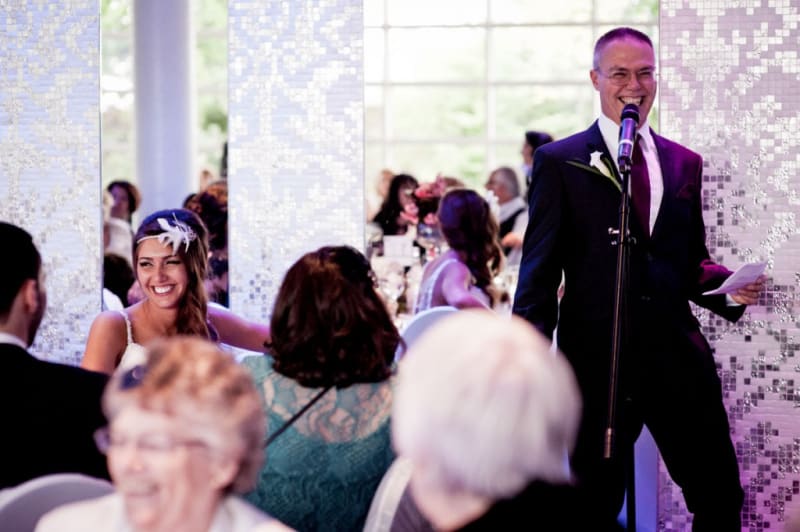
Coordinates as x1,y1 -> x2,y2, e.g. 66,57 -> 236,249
512,28 -> 764,530
0,222 -> 109,488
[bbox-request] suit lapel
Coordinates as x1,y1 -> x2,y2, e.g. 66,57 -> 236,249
650,132 -> 677,241
565,121 -> 623,192
588,121 -> 621,183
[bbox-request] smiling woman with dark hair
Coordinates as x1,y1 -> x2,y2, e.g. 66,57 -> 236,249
82,208 -> 270,375
243,245 -> 398,531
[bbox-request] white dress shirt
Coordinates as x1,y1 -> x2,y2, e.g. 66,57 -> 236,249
0,332 -> 27,349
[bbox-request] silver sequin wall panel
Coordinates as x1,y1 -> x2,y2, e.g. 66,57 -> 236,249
228,0 -> 365,323
659,1 -> 800,529
0,1 -> 101,365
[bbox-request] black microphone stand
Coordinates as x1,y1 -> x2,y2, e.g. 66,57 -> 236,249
606,144 -> 637,531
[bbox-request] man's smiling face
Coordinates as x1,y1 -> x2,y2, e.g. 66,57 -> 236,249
590,36 -> 657,125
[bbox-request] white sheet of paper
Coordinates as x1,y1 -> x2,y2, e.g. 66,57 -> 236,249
702,261 -> 767,296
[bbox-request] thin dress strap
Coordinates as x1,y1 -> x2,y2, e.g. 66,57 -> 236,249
116,310 -> 133,346
415,258 -> 458,313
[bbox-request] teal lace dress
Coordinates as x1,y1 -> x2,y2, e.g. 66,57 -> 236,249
242,355 -> 394,532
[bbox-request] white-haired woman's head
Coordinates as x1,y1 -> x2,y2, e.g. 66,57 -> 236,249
392,311 -> 581,501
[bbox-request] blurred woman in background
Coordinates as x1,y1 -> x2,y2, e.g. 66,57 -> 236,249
414,189 -> 503,311
372,174 -> 419,236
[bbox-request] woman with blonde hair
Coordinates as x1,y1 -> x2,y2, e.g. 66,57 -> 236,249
82,208 -> 269,374
38,337 -> 291,531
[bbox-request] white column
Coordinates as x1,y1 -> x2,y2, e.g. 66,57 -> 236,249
133,0 -> 195,216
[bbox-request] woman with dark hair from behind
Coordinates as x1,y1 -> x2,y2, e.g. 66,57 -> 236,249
243,245 -> 398,531
372,174 -> 419,236
414,188 -> 503,311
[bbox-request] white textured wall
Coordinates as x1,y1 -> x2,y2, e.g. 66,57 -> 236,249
227,0 -> 365,323
0,0 -> 101,365
659,1 -> 800,529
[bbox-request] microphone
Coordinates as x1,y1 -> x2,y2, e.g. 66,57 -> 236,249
617,104 -> 640,169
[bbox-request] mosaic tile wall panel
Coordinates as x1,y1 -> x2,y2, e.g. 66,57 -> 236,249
0,1 -> 101,365
659,1 -> 800,529
228,0 -> 365,324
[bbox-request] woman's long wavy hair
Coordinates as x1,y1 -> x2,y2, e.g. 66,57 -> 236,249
268,246 -> 399,388
437,189 -> 504,303
133,209 -> 215,340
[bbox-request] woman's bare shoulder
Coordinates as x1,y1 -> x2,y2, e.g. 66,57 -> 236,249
90,309 -> 127,330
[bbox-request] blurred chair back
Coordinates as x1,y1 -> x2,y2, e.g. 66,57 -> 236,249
0,473 -> 113,531
362,457 -> 413,532
395,306 -> 458,361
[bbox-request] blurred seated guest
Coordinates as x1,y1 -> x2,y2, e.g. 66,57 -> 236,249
521,130 -> 554,186
373,174 -> 419,236
413,174 -> 465,227
0,222 -> 109,488
82,209 -> 270,375
185,180 -> 228,254
244,246 -> 397,531
126,280 -> 145,307
186,180 -> 229,306
392,311 -> 585,530
105,180 -> 141,265
199,167 -> 217,191
367,168 -> 395,221
207,249 -> 230,307
104,253 -> 135,308
485,166 -> 528,266
414,189 -> 503,312
37,337 -> 291,532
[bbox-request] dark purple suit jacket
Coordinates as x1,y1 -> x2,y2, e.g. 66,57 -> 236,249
513,121 -> 743,390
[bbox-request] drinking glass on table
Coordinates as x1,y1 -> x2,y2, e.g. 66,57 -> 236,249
372,258 -> 406,318
416,222 -> 443,263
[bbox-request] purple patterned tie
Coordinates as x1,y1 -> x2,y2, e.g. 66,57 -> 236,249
631,135 -> 650,237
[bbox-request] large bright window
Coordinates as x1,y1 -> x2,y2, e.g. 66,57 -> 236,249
364,0 -> 658,190
101,0 -> 228,189
102,1 -> 658,192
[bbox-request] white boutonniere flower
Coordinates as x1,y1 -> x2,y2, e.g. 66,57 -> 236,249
589,151 -> 612,179
566,151 -> 620,192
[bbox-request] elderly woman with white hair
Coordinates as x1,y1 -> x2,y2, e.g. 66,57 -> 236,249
391,310 -> 586,530
37,337 -> 291,532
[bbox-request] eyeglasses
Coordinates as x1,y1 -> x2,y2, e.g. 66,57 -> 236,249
94,427 -> 210,456
596,68 -> 657,86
